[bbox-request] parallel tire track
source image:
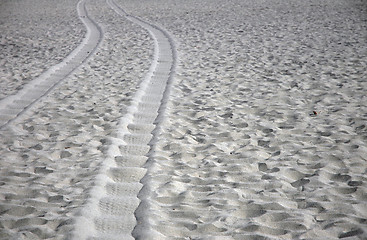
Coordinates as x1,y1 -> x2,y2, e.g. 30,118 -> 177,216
72,0 -> 176,239
0,0 -> 103,129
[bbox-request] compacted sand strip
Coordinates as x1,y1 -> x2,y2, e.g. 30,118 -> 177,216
0,0 -> 102,129
72,1 -> 176,239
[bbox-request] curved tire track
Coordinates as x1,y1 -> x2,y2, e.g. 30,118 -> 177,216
72,0 -> 176,239
0,0 -> 103,130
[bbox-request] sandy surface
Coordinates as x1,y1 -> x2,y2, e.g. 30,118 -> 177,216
0,0 -> 153,238
119,0 -> 367,239
0,0 -> 86,100
1,0 -> 367,239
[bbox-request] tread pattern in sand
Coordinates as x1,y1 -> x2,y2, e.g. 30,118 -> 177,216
72,0 -> 175,239
0,0 -> 102,129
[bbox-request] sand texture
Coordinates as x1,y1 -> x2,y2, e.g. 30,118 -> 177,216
0,0 -> 103,129
72,0 -> 176,239
1,0 -> 367,239
0,0 -> 153,238
0,0 -> 86,100
119,0 -> 367,239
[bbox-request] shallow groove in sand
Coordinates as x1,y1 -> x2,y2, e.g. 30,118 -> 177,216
0,0 -> 103,129
72,0 -> 176,239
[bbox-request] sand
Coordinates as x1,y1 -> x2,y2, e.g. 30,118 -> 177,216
1,0 -> 367,239
0,0 -> 85,100
0,0 -> 153,238
72,1 -> 176,238
118,0 -> 367,239
0,0 -> 103,128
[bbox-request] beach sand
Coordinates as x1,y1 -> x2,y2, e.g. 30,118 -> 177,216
1,0 -> 367,239
0,0 -> 86,100
0,0 -> 153,238
119,0 -> 367,239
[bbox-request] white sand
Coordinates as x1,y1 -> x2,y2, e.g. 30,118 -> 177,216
0,0 -> 85,100
1,0 -> 367,239
119,0 -> 367,239
0,0 -> 103,128
0,0 -> 153,238
72,0 -> 175,238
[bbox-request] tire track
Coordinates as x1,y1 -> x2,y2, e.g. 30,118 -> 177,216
0,0 -> 103,130
72,0 -> 176,239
